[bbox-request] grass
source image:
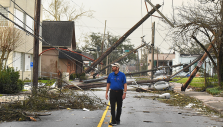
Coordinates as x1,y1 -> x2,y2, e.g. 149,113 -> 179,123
38,80 -> 52,84
206,87 -> 222,95
171,77 -> 223,95
24,80 -> 51,84
171,77 -> 219,88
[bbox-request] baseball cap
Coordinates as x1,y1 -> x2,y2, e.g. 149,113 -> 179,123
111,63 -> 120,68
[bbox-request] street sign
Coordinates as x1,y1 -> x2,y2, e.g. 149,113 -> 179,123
125,50 -> 130,52
30,62 -> 33,68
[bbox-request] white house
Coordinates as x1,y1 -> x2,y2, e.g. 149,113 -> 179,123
172,51 -> 217,77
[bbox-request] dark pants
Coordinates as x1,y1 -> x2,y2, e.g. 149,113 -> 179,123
110,90 -> 123,123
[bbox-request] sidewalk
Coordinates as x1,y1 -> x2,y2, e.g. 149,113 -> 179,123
171,83 -> 223,115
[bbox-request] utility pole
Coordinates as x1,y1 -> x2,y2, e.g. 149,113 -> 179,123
93,43 -> 146,76
151,22 -> 155,79
33,0 -> 41,90
101,20 -> 106,72
157,47 -> 159,67
84,4 -> 161,73
106,33 -> 109,75
101,20 -> 107,56
140,46 -> 142,75
181,38 -> 216,91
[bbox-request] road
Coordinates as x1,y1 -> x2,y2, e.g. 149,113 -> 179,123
0,86 -> 223,127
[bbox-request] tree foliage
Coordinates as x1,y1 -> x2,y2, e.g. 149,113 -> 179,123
0,24 -> 22,70
81,32 -> 137,65
167,1 -> 223,87
43,0 -> 94,21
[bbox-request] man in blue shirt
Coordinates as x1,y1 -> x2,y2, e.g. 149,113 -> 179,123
105,63 -> 127,126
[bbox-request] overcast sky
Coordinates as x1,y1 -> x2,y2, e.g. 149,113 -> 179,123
43,0 -> 204,53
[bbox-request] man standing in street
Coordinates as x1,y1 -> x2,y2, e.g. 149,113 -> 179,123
105,63 -> 127,126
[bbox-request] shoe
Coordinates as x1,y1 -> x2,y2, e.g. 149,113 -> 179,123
116,121 -> 120,125
109,121 -> 117,126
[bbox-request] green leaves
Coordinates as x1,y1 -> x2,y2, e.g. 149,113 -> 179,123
0,67 -> 24,94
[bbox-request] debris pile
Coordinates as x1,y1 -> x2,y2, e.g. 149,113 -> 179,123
0,84 -> 105,122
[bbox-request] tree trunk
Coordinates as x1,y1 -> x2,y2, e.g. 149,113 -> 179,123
4,51 -> 10,69
218,42 -> 223,88
0,49 -> 6,70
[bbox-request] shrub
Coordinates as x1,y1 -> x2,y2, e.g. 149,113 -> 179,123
69,73 -> 76,80
0,68 -> 24,94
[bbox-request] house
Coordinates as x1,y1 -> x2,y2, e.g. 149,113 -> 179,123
0,0 -> 43,80
172,52 -> 217,77
148,53 -> 175,75
40,21 -> 94,78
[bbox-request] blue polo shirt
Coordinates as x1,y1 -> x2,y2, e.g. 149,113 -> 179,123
107,71 -> 127,90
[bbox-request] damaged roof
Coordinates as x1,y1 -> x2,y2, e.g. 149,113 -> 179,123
42,21 -> 75,48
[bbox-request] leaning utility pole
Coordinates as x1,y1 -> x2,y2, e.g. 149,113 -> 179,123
181,38 -> 216,91
93,43 -> 146,76
84,4 -> 161,73
151,22 -> 155,79
33,0 -> 41,90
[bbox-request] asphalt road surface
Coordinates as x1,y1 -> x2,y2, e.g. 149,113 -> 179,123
1,86 -> 223,127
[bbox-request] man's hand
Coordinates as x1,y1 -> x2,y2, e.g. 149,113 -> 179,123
122,93 -> 126,100
105,93 -> 108,100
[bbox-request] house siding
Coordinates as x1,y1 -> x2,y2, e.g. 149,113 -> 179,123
0,0 -> 43,80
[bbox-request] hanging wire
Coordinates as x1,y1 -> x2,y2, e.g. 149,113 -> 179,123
0,4 -> 100,75
0,4 -> 109,102
69,0 -> 121,35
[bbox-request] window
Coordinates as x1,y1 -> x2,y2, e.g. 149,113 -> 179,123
0,7 -> 8,25
26,15 -> 33,33
25,54 -> 32,71
14,9 -> 33,33
13,52 -> 22,71
14,9 -> 24,29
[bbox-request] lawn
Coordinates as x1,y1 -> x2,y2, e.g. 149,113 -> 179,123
171,77 -> 223,95
24,80 -> 52,84
171,77 -> 218,88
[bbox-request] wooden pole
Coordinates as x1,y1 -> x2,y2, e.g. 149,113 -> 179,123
33,0 -> 41,90
84,4 -> 161,73
181,38 -> 216,91
151,22 -> 155,79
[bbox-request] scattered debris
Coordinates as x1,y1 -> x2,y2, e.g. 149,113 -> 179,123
185,103 -> 195,108
143,121 -> 153,123
0,82 -> 105,122
154,81 -> 169,90
29,117 -> 36,121
83,108 -> 90,111
159,93 -> 170,99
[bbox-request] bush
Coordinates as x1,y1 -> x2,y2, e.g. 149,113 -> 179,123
69,73 -> 76,80
0,68 -> 24,94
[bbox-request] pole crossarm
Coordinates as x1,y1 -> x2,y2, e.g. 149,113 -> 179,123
145,0 -> 174,28
93,43 -> 146,76
84,4 -> 162,73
